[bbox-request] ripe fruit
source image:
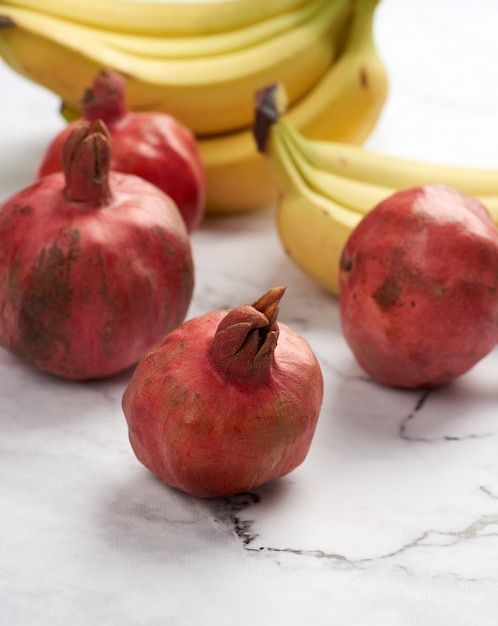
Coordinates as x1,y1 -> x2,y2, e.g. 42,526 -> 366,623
339,184 -> 498,389
0,120 -> 194,380
122,286 -> 324,498
36,69 -> 206,233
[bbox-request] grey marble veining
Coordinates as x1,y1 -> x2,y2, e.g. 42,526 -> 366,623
2,1 -> 498,624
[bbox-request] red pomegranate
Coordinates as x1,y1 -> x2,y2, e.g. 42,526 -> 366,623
339,184 -> 498,389
122,286 -> 324,498
0,120 -> 194,380
36,69 -> 206,233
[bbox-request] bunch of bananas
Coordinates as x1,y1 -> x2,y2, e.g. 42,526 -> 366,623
0,0 -> 388,213
255,83 -> 498,296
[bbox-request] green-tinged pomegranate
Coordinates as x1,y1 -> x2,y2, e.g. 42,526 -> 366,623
0,119 -> 194,380
122,287 -> 324,498
339,184 -> 498,389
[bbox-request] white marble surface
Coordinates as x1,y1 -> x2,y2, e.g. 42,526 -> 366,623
2,1 -> 498,624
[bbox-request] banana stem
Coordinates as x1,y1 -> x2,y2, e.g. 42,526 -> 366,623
253,82 -> 289,153
0,16 -> 15,28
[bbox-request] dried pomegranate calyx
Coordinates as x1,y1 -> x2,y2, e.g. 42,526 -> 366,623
81,69 -> 128,128
62,119 -> 113,206
210,286 -> 286,385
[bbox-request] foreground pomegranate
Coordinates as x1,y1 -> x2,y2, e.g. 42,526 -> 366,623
0,120 -> 194,380
339,184 -> 498,389
122,286 -> 324,498
36,69 -> 206,233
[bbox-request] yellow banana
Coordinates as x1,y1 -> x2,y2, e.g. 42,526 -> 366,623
80,0 -> 332,59
200,0 -> 388,213
0,0 -> 310,36
255,85 -> 362,295
279,115 -> 498,224
0,0 -> 347,136
478,196 -> 498,223
279,115 -> 393,213
0,0 -> 387,213
284,0 -> 388,142
283,112 -> 498,197
265,122 -> 498,295
257,93 -> 498,295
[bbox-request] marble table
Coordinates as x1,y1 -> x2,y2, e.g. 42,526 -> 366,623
1,1 -> 498,624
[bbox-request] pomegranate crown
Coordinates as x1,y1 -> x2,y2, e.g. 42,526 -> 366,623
210,286 -> 286,385
62,119 -> 113,206
81,69 -> 128,127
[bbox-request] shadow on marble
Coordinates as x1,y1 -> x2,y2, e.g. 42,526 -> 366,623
325,347 -> 498,447
0,349 -> 133,432
93,463 -> 293,558
86,386 -> 299,556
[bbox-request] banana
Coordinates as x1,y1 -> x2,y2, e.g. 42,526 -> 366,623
283,0 -> 388,142
278,115 -> 498,225
272,140 -> 360,296
0,0 -> 349,136
0,0 -> 387,213
266,122 -> 498,295
0,0 -> 310,36
283,112 -> 498,198
254,80 -> 498,296
78,0 -> 332,60
2,0 -> 332,60
279,115 -> 394,213
199,0 -> 388,213
255,84 -> 362,295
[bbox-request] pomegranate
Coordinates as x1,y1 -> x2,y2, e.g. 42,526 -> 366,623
36,69 -> 206,233
339,184 -> 498,389
0,120 -> 194,380
122,286 -> 323,498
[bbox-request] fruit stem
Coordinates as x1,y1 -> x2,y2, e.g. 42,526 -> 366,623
62,119 -> 113,206
210,286 -> 286,386
346,0 -> 379,54
81,69 -> 128,128
253,82 -> 289,154
0,16 -> 16,28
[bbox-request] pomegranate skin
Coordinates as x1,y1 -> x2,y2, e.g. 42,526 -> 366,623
36,71 -> 206,233
122,307 -> 323,499
0,171 -> 194,380
339,184 -> 498,389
